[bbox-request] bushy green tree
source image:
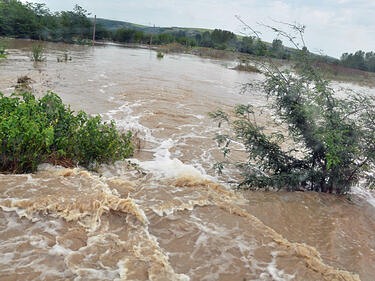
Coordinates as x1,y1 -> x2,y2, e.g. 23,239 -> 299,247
239,36 -> 255,54
254,39 -> 267,56
0,92 -> 133,173
0,1 -> 93,42
211,26 -> 375,194
341,51 -> 375,72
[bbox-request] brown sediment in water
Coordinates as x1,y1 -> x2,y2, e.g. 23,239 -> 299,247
0,170 -> 147,229
173,176 -> 360,281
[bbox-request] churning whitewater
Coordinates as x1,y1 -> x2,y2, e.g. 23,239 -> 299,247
1,39 -> 375,280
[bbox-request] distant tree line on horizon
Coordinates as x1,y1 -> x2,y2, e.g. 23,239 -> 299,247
340,51 -> 375,72
111,27 -> 292,60
1,0 -> 375,73
0,0 -> 97,43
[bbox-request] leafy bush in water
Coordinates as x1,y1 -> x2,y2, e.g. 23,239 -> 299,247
0,92 -> 133,173
0,47 -> 6,59
211,36 -> 375,194
31,44 -> 45,62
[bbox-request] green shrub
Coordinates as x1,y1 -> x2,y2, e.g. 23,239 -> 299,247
0,92 -> 133,173
211,37 -> 375,194
31,44 -> 45,62
0,47 -> 6,59
157,51 -> 164,58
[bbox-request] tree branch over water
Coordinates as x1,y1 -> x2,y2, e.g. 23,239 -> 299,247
211,21 -> 375,194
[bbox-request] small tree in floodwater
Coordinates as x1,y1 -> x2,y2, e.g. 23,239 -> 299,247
210,23 -> 375,194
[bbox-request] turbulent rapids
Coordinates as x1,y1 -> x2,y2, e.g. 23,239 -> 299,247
1,39 -> 375,280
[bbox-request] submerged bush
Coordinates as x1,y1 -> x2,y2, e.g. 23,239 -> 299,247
0,47 -> 6,59
31,44 -> 45,62
211,26 -> 375,194
0,92 -> 133,173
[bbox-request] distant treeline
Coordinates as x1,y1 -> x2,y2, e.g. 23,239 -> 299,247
1,0 -> 375,73
0,0 -> 292,59
0,0 -> 95,43
340,51 -> 375,72
112,28 -> 292,60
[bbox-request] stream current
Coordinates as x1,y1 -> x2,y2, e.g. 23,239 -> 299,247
1,39 -> 375,281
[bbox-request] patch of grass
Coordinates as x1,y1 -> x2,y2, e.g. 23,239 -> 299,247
31,44 -> 45,62
157,51 -> 164,58
0,92 -> 134,173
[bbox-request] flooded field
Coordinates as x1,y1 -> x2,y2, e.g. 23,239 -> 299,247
1,39 -> 375,281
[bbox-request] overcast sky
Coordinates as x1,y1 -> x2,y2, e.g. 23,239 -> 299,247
21,0 -> 375,58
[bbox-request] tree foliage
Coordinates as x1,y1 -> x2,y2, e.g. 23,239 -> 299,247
341,51 -> 375,72
0,92 -> 133,173
211,26 -> 375,194
0,0 -> 92,42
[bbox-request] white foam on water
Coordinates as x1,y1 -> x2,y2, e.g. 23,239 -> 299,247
105,101 -> 157,143
265,251 -> 295,281
135,138 -> 213,181
352,182 -> 375,208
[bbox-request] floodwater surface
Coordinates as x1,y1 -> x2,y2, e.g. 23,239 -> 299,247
1,39 -> 375,281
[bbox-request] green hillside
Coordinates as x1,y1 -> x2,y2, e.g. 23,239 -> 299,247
94,18 -> 210,37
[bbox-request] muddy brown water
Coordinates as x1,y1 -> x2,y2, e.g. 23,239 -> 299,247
1,39 -> 375,281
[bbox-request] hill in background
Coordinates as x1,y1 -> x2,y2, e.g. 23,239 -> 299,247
95,18 -> 210,37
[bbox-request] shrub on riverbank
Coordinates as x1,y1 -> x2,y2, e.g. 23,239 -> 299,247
0,92 -> 133,173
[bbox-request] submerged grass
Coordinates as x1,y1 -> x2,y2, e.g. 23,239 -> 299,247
31,44 -> 45,62
0,92 -> 134,173
0,47 -> 6,59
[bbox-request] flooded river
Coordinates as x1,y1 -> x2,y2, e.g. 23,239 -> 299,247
1,39 -> 375,281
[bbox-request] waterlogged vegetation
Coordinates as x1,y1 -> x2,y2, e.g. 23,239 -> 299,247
0,92 -> 133,173
57,52 -> 72,62
156,51 -> 164,58
0,46 -> 6,58
15,75 -> 32,91
211,28 -> 375,195
31,43 -> 45,62
233,60 -> 261,73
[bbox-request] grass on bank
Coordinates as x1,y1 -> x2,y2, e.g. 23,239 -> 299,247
0,92 -> 133,173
